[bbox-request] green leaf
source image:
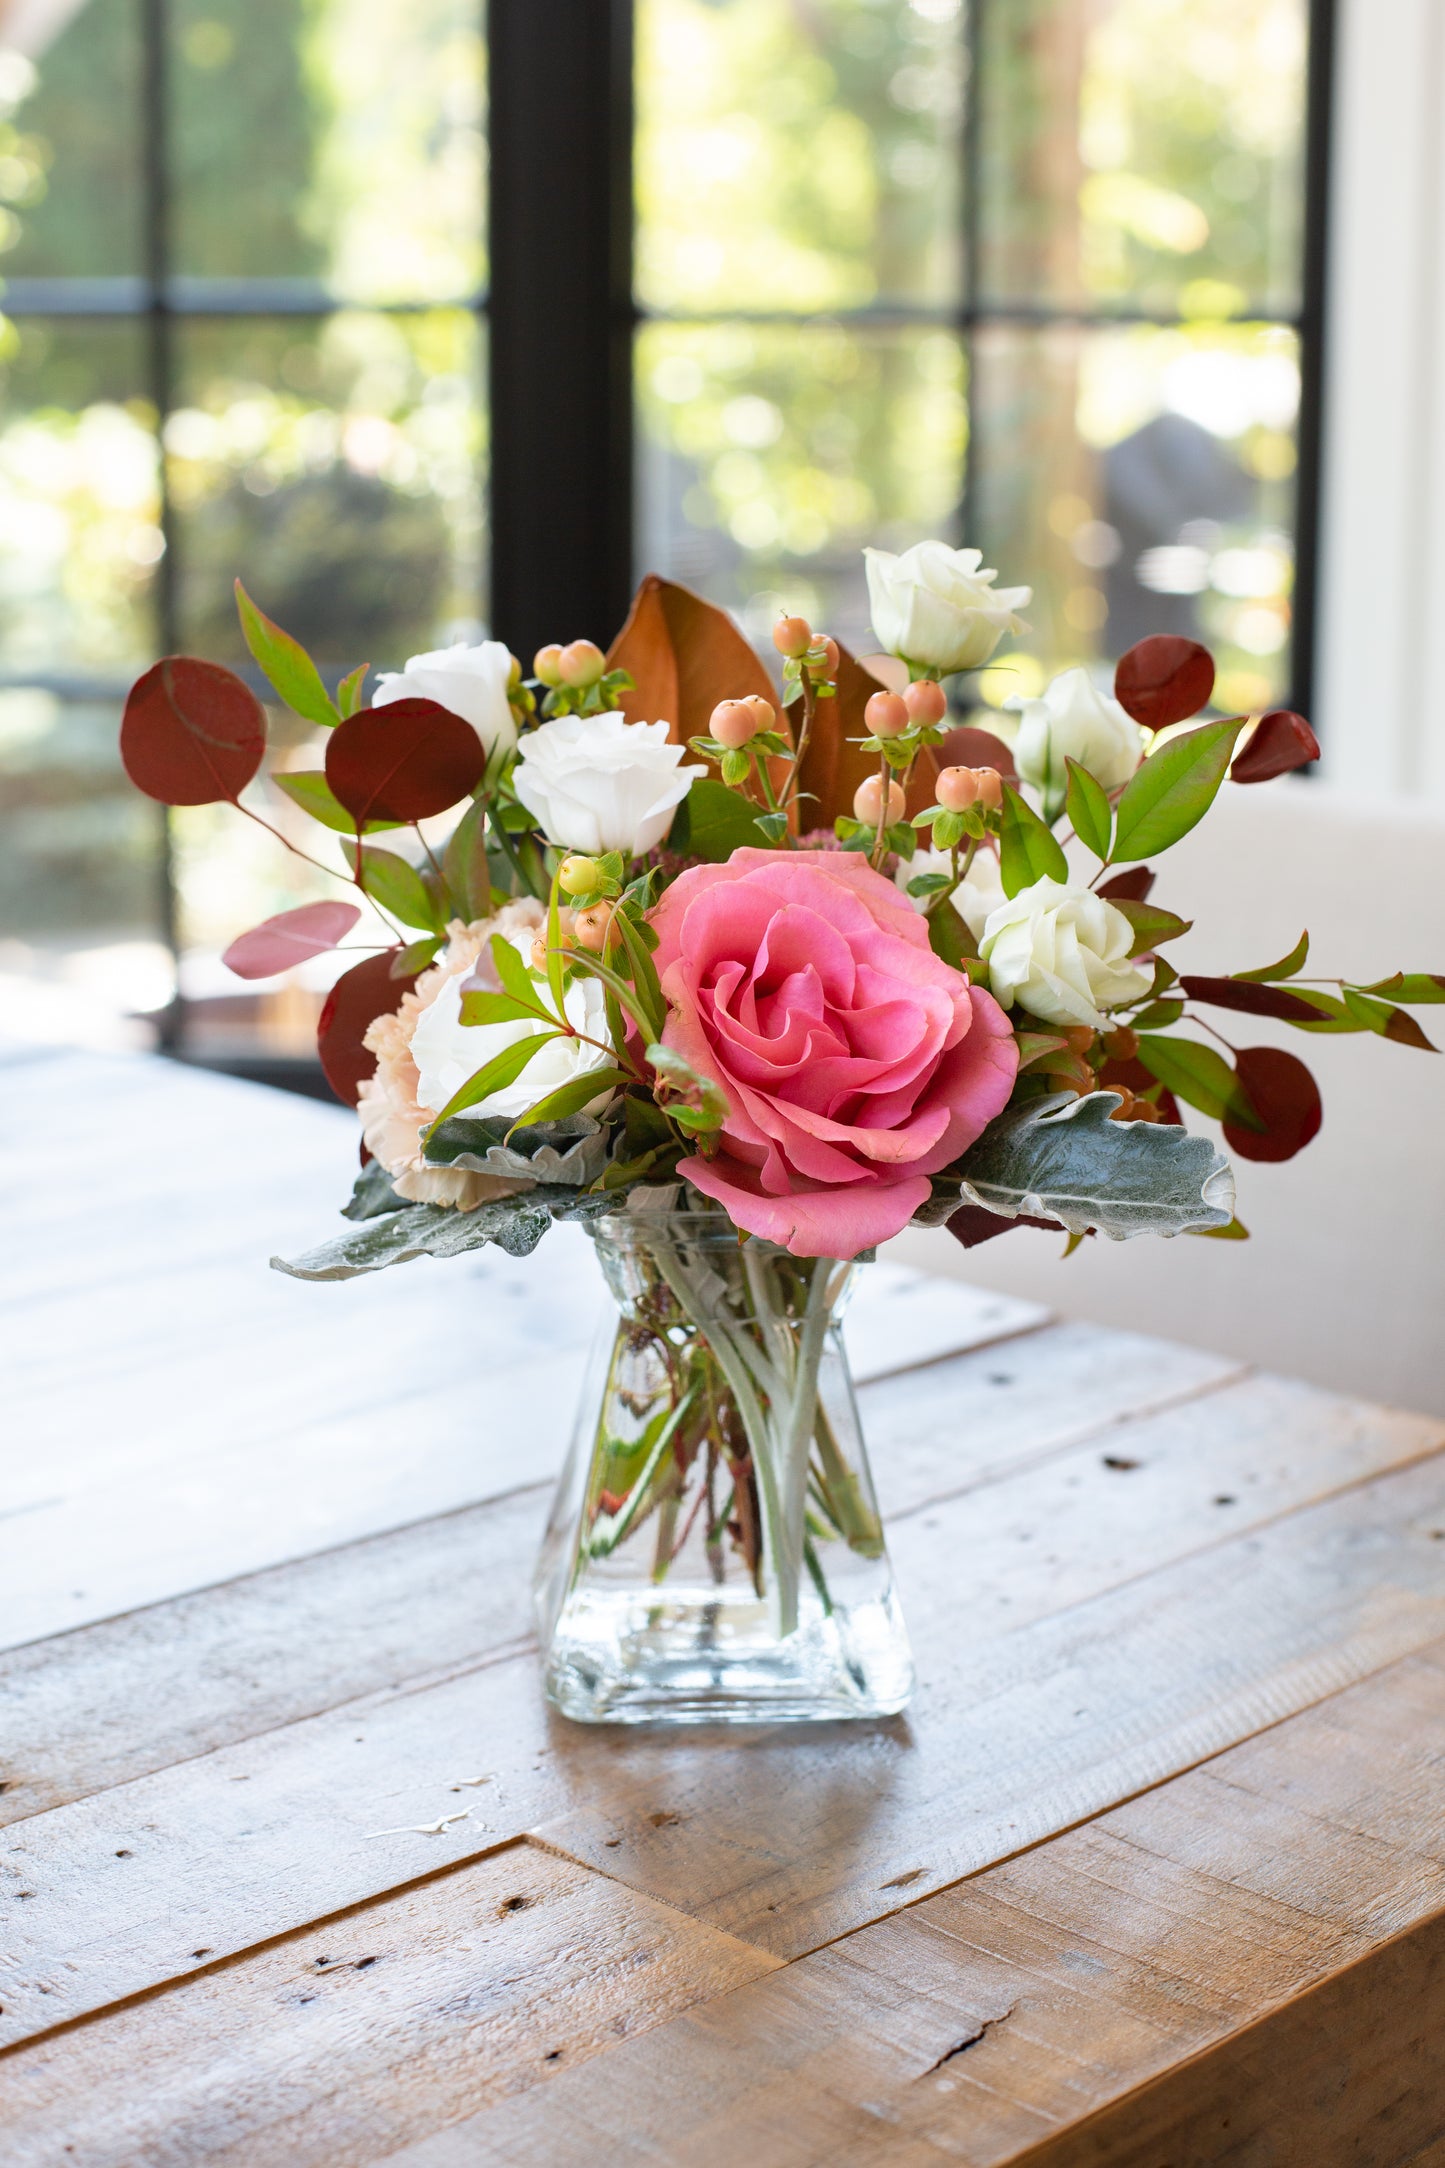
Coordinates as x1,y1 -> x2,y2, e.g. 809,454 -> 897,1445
908,872 -> 952,898
720,747 -> 752,787
1111,717 -> 1246,863
753,810 -> 789,844
273,770 -> 403,835
998,783 -> 1069,898
1109,900 -> 1193,957
669,777 -> 769,862
442,796 -> 491,921
392,935 -> 442,977
1357,972 -> 1445,1004
946,1089 -> 1235,1239
422,1029 -> 557,1136
341,1160 -> 407,1221
235,579 -> 340,728
570,948 -> 662,1043
510,1066 -> 630,1129
932,808 -> 968,850
1236,931 -> 1309,982
490,929 -> 549,1016
1136,1033 -> 1263,1127
336,662 -> 369,718
1190,1215 -> 1250,1240
613,908 -> 667,1042
544,871 -> 566,1019
459,988 -> 541,1027
927,899 -> 975,969
1341,989 -> 1438,1050
1131,997 -> 1185,1029
343,842 -> 442,932
1064,757 -> 1112,861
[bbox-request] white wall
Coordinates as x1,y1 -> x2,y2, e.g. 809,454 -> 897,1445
1316,0 -> 1445,802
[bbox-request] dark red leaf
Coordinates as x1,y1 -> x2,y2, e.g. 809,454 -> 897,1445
325,698 -> 486,825
946,1204 -> 1060,1248
1229,709 -> 1320,784
1097,866 -> 1156,904
317,950 -> 418,1107
1099,1054 -> 1181,1125
935,725 -> 1019,784
1114,636 -> 1215,730
120,656 -> 267,805
1223,1046 -> 1322,1162
1180,975 -> 1327,1024
222,901 -> 362,981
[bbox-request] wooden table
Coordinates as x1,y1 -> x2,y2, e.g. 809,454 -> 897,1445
5,1042 -> 1445,2166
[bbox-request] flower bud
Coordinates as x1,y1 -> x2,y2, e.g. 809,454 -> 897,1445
558,853 -> 601,896
854,774 -> 906,827
972,765 -> 1004,812
773,614 -> 812,659
904,678 -> 947,725
710,698 -> 759,750
935,765 -> 981,812
558,638 -> 606,688
506,652 -> 523,691
865,690 -> 910,739
573,902 -> 616,954
533,643 -> 564,687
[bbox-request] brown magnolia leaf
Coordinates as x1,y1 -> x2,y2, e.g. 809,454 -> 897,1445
791,640 -> 938,830
120,656 -> 267,805
1114,636 -> 1215,730
935,724 -> 1019,785
1230,708 -> 1320,784
317,950 -> 419,1107
1223,1045 -> 1322,1162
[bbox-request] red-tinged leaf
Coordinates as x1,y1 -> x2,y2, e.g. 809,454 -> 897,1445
1114,636 -> 1215,730
1230,708 -> 1319,784
235,580 -> 339,728
1223,1046 -> 1323,1162
1112,900 -> 1192,957
935,724 -> 1019,784
1236,930 -> 1309,982
1180,975 -> 1336,1024
1341,988 -> 1438,1051
945,1203 -> 1061,1248
222,901 -> 361,981
317,950 -> 418,1107
120,657 -> 266,805
325,698 -> 486,825
1356,972 -> 1445,1004
1097,866 -> 1156,904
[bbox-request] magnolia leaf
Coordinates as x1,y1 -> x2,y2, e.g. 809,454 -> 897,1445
272,1188 -> 586,1280
999,783 -> 1068,898
951,1090 -> 1234,1241
1112,717 -> 1245,862
422,1112 -> 612,1186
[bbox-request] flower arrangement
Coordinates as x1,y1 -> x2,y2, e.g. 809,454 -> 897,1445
120,543 -> 1442,1275
118,544 -> 1445,1721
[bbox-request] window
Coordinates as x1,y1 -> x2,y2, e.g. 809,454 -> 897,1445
0,0 -> 1330,1073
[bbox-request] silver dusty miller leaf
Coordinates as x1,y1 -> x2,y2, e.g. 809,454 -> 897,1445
945,1090 -> 1235,1241
272,1186 -> 609,1281
420,1112 -> 610,1188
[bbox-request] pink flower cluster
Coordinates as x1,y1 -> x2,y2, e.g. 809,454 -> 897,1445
649,849 -> 1018,1258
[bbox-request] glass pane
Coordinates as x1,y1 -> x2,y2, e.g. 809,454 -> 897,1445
169,0 -> 485,303
969,319 -> 1299,717
636,0 -> 963,315
0,0 -> 144,280
977,0 -> 1307,315
637,320 -> 966,654
0,319 -> 168,1041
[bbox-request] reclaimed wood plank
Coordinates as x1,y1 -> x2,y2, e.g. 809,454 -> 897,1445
0,1840 -> 781,2168
0,1322 -> 1231,1824
379,1643 -> 1445,2168
3,1391 -> 1443,2046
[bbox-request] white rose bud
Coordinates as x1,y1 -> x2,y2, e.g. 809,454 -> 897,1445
409,929 -> 615,1123
863,540 -> 1031,675
896,845 -> 1006,942
372,640 -> 518,759
513,711 -> 705,858
980,876 -> 1152,1030
998,666 -> 1143,821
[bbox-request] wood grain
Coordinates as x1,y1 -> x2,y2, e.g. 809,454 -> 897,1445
4,1395 -> 1442,2047
0,1840 -> 779,2168
377,1643 -> 1445,2168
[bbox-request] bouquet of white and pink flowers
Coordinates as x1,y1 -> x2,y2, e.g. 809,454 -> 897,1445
119,543 -> 1444,1723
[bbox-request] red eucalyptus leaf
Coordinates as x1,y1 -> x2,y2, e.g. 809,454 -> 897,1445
222,900 -> 362,981
1229,708 -> 1320,784
936,724 -> 1019,784
120,656 -> 266,805
946,1204 -> 1061,1248
317,950 -> 418,1107
1097,866 -> 1156,904
1180,975 -> 1328,1025
1114,636 -> 1215,730
325,698 -> 486,825
1223,1046 -> 1322,1162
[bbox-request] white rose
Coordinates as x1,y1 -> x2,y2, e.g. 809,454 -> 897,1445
373,640 -> 518,759
998,666 -> 1143,821
864,540 -> 1031,675
980,876 -> 1151,1030
409,926 -> 615,1124
513,711 -> 705,857
897,844 -> 1005,942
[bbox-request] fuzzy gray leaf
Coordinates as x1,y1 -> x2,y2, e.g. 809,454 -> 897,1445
341,1161 -> 409,1221
272,1189 -> 574,1281
421,1112 -> 610,1189
950,1091 -> 1234,1241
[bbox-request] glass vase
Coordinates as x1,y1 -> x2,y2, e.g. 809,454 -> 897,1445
533,1208 -> 914,1724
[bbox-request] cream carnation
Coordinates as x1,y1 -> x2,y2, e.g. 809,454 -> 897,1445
357,900 -> 563,1210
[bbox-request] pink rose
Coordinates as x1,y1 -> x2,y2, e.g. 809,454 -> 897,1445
649,847 -> 1019,1258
